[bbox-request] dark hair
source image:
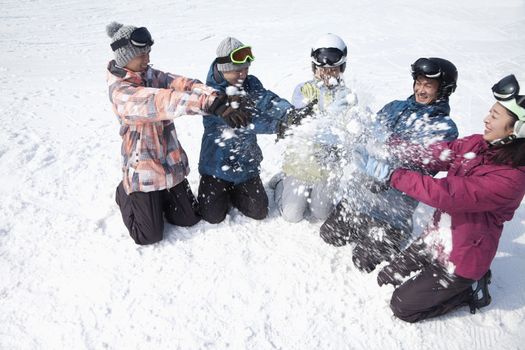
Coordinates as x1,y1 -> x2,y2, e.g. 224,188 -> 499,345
507,109 -> 519,120
490,139 -> 525,167
490,110 -> 525,167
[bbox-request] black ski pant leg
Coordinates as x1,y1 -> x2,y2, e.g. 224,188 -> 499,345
231,176 -> 268,220
164,179 -> 201,227
384,239 -> 429,277
352,219 -> 410,272
115,182 -> 165,245
390,264 -> 475,323
377,241 -> 430,286
320,199 -> 370,247
198,175 -> 232,224
320,200 -> 351,246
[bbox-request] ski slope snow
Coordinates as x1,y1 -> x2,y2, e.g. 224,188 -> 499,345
1,0 -> 525,349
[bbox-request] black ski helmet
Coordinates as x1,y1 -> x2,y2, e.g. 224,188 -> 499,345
311,33 -> 347,73
411,57 -> 458,99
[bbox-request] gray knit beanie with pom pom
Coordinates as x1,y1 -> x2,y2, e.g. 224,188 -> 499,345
106,21 -> 152,67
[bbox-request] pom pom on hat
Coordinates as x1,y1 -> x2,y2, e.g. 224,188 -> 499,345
106,21 -> 123,38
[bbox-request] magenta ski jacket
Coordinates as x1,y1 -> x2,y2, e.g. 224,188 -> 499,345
390,134 -> 525,280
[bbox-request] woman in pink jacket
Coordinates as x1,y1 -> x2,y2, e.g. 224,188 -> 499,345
358,74 -> 525,322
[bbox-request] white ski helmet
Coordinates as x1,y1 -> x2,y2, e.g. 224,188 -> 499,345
311,33 -> 347,72
491,74 -> 525,144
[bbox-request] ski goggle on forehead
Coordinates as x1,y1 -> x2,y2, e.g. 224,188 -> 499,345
492,74 -> 525,120
311,48 -> 346,67
411,58 -> 441,79
111,27 -> 154,52
216,45 -> 255,65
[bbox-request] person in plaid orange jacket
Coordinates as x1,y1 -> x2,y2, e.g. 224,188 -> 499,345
106,22 -> 249,245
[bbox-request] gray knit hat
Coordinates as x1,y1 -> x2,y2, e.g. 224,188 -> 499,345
106,21 -> 153,67
216,37 -> 252,72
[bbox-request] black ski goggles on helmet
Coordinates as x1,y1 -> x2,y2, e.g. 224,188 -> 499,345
311,48 -> 346,67
411,58 -> 441,79
216,45 -> 255,65
492,74 -> 525,120
111,27 -> 154,51
492,74 -> 520,101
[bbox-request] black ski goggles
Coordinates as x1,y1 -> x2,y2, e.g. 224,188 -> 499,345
492,74 -> 525,120
311,48 -> 346,67
492,74 -> 520,101
411,58 -> 441,79
111,27 -> 154,52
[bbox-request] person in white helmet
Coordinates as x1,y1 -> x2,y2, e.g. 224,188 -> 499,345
292,33 -> 355,111
270,34 -> 357,223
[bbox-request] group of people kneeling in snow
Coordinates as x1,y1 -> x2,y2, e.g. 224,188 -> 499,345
106,21 -> 525,323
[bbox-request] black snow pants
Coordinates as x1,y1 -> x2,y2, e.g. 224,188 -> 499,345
320,198 -> 409,272
379,241 -> 475,323
115,179 -> 200,245
198,175 -> 268,224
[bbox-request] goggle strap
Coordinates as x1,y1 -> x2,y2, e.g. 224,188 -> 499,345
110,38 -> 129,51
216,56 -> 232,64
517,95 -> 525,107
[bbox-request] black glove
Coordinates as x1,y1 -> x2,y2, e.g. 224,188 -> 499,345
276,99 -> 318,140
207,93 -> 251,128
287,98 -> 317,125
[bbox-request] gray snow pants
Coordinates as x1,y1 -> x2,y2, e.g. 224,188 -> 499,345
274,175 -> 336,223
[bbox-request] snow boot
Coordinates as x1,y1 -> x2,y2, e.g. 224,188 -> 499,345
469,269 -> 492,314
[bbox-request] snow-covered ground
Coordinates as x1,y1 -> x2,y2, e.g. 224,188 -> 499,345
1,0 -> 525,349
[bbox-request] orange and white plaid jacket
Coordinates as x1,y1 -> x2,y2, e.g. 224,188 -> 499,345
107,60 -> 218,194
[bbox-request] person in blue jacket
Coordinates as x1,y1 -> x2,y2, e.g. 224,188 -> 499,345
198,37 -> 314,224
320,57 -> 459,273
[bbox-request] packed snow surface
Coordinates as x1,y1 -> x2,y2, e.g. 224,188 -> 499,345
1,0 -> 525,349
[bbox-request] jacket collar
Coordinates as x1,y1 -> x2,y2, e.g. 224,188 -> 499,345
406,94 -> 451,116
107,60 -> 144,85
206,61 -> 229,91
206,60 -> 250,92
